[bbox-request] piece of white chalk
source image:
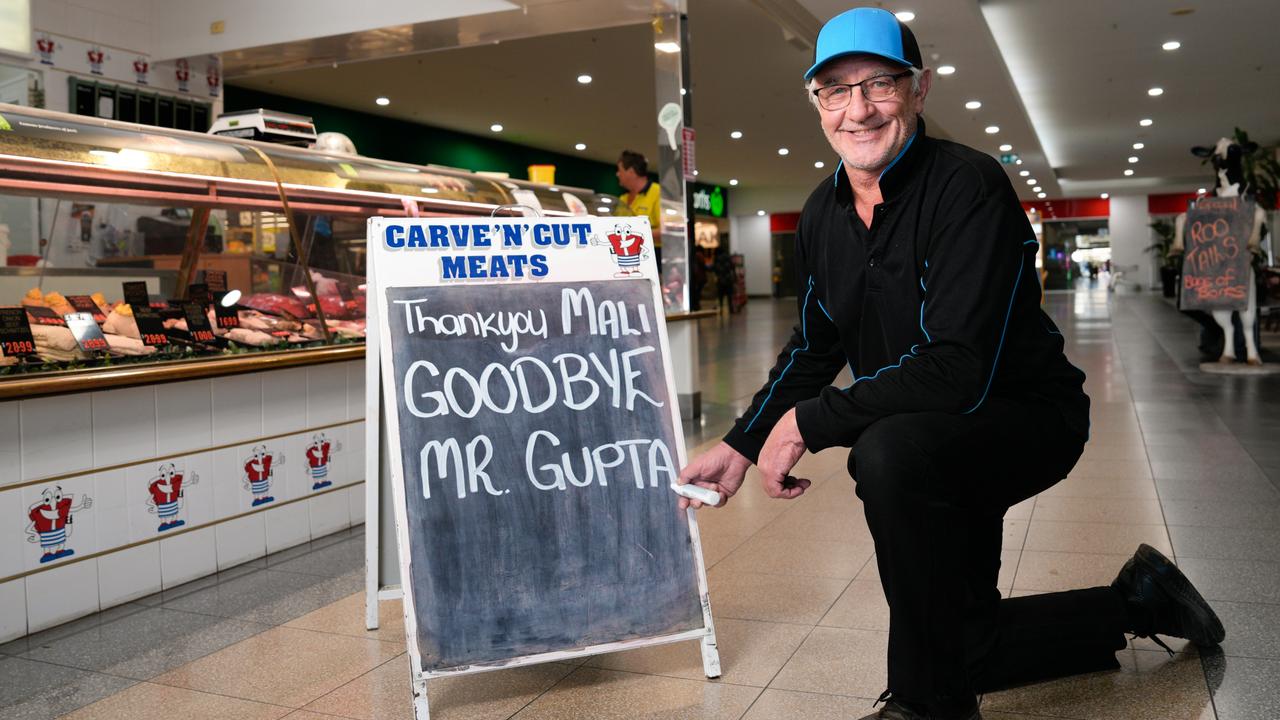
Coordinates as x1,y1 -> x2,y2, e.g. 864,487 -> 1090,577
670,483 -> 721,507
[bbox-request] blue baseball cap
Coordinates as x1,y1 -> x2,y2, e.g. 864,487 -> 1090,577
804,7 -> 923,81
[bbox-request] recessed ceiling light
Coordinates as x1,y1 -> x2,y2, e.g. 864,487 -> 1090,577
757,210 -> 766,216
965,100 -> 982,110
1037,192 -> 1047,199
375,97 -> 390,106
985,125 -> 999,134
680,88 -> 687,96
778,147 -> 789,156
999,143 -> 1013,152
730,130 -> 743,139
601,197 -> 613,203
1124,169 -> 1135,176
596,207 -> 610,213
693,170 -> 699,176
421,187 -> 439,194
1140,118 -> 1153,127
665,208 -> 678,215
1100,193 -> 1109,199
1026,179 -> 1036,185
1197,187 -> 1207,194
490,123 -> 503,132
1128,156 -> 1139,163
549,187 -> 559,192
654,41 -> 681,54
574,143 -> 586,151
1015,159 -> 1023,165
1019,170 -> 1030,177
938,65 -> 956,75
814,161 -> 825,169
729,179 -> 739,186
577,74 -> 592,84
1033,186 -> 1042,192
1133,142 -> 1145,150
1148,87 -> 1164,96
895,11 -> 915,22
1162,40 -> 1181,51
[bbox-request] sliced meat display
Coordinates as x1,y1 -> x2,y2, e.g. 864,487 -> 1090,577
102,306 -> 140,339
225,327 -> 280,347
104,334 -> 156,356
241,293 -> 309,319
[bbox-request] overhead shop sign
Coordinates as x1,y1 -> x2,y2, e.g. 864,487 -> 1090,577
691,182 -> 728,218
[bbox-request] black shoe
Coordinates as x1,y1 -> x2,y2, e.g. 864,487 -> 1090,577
1112,543 -> 1226,649
857,694 -> 981,720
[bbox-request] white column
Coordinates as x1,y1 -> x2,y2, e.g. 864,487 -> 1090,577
1108,194 -> 1151,289
730,214 -> 773,296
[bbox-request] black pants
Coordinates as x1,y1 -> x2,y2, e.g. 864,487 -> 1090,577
849,396 -> 1128,710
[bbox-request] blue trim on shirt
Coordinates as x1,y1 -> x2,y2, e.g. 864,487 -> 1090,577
745,280 -> 815,432
833,160 -> 844,188
878,129 -> 918,182
816,296 -> 835,323
963,261 -> 1025,414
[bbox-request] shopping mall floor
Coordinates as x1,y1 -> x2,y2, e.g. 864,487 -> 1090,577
4,285 -> 1280,720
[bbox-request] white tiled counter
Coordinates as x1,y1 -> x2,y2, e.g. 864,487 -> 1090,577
0,359 -> 366,641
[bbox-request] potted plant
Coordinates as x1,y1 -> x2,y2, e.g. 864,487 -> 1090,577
1147,218 -> 1179,298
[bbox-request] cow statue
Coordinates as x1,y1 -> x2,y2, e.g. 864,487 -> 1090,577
1172,137 -> 1269,365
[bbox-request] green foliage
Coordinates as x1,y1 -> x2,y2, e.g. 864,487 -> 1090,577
1233,128 -> 1280,211
1146,219 -> 1179,269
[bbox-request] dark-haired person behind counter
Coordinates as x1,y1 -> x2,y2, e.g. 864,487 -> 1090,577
676,7 -> 1224,720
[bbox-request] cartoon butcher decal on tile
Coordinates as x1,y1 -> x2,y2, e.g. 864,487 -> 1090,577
26,486 -> 93,563
147,462 -> 198,532
593,222 -> 648,277
305,431 -> 342,490
243,444 -> 284,507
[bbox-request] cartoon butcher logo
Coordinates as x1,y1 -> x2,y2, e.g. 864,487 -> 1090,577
594,223 -> 648,277
243,444 -> 284,507
26,486 -> 93,564
87,46 -> 105,75
146,462 -> 198,532
305,432 -> 342,490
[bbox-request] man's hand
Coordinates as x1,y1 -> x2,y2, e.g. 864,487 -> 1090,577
758,408 -> 811,500
676,442 -> 752,510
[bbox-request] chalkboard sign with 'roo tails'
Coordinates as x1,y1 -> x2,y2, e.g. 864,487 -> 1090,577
368,216 -> 718,718
1181,196 -> 1257,312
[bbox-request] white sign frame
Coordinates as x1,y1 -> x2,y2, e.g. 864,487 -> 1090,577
365,215 -> 720,719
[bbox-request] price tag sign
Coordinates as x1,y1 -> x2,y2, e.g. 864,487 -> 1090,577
188,283 -> 211,308
182,302 -> 217,343
205,270 -> 228,293
0,306 -> 38,357
65,313 -> 109,354
131,304 -> 169,347
122,281 -> 149,306
26,306 -> 68,327
67,295 -> 107,323
213,292 -> 240,329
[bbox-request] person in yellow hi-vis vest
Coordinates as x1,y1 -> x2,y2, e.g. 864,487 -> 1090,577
615,150 -> 663,268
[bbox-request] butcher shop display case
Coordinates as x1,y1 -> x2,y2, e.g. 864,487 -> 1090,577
0,104 -> 611,640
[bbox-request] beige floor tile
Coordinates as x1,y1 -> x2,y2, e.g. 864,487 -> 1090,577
1013,551 -> 1129,593
284,712 -> 354,719
754,507 -> 871,544
1084,431 -> 1146,447
284,593 -> 406,645
150,626 -> 403,708
818,580 -> 889,631
983,649 -> 1214,720
585,617 -> 809,687
1024,521 -> 1171,555
303,654 -> 573,720
741,688 -> 881,719
694,500 -> 788,537
768,626 -> 888,699
62,682 -> 293,720
1031,496 -> 1166,525
1040,475 -> 1158,499
1005,498 -> 1035,521
509,667 -> 761,719
1079,443 -> 1150,462
706,569 -> 849,624
698,530 -> 752,569
1066,459 -> 1152,480
713,534 -> 873,580
1004,520 -> 1030,551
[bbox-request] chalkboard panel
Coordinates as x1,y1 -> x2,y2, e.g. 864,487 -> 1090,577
1181,197 -> 1256,311
385,279 -> 701,671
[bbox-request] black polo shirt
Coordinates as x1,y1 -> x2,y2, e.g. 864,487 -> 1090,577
723,118 -> 1089,463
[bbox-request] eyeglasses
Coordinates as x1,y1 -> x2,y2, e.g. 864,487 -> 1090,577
812,70 -> 913,111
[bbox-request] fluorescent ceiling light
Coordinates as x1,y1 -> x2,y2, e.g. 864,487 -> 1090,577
937,65 -> 956,75
655,41 -> 681,54
895,11 -> 915,22
965,100 -> 982,110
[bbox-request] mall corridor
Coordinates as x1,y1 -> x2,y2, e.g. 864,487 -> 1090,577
2,289 -> 1278,720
